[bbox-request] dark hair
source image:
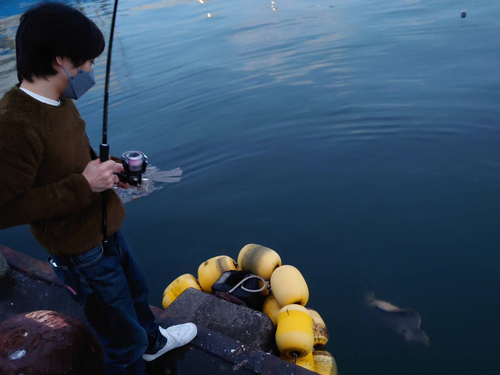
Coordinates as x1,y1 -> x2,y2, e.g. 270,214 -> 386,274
16,2 -> 105,82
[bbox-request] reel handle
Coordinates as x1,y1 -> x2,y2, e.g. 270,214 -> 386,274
116,172 -> 128,183
115,171 -> 143,187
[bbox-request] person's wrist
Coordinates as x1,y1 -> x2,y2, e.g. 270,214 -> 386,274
81,172 -> 97,193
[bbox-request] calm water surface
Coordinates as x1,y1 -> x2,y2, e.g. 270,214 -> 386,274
1,0 -> 499,374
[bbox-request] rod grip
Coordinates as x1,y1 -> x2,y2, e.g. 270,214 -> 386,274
100,144 -> 109,163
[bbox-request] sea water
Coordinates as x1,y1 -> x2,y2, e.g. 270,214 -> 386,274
1,0 -> 499,374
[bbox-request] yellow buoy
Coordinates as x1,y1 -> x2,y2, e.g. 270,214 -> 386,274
162,274 -> 202,309
270,265 -> 309,307
237,244 -> 282,280
276,304 -> 314,358
197,255 -> 238,293
262,294 -> 281,325
307,308 -> 329,349
313,351 -> 338,375
280,351 -> 315,371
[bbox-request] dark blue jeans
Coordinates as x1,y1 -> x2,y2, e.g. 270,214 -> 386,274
48,231 -> 164,375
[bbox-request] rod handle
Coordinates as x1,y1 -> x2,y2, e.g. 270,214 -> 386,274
100,144 -> 109,162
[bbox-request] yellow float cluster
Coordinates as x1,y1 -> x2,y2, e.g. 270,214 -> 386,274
198,255 -> 238,293
161,243 -> 337,375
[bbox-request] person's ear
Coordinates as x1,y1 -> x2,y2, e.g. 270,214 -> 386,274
55,56 -> 64,66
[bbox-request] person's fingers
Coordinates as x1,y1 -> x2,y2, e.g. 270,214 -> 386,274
101,160 -> 116,171
114,163 -> 125,173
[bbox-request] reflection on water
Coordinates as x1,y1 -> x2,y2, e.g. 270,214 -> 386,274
0,15 -> 19,94
131,0 -> 206,11
115,166 -> 182,203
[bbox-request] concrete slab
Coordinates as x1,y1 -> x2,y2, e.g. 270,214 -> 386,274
0,245 -> 317,375
0,268 -> 87,324
148,316 -> 317,375
160,288 -> 277,352
0,245 -> 58,284
0,251 -> 10,279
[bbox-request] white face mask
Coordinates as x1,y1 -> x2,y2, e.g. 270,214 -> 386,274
62,67 -> 96,99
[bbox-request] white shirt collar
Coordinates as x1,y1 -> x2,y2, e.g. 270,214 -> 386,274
20,87 -> 61,107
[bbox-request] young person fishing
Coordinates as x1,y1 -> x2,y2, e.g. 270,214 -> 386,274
0,3 -> 197,374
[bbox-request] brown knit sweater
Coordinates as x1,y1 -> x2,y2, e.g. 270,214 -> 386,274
0,85 -> 125,256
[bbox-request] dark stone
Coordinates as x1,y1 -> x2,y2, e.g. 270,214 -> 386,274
0,245 -> 59,284
0,245 -> 86,324
0,268 -> 87,324
147,315 -> 317,375
158,288 -> 276,352
0,251 -> 10,279
0,246 -> 317,375
0,310 -> 105,375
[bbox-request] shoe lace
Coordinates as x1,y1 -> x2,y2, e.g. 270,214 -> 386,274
167,326 -> 187,344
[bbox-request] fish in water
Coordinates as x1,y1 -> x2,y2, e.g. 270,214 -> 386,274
367,293 -> 430,346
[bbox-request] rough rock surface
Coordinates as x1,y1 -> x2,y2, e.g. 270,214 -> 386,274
0,245 -> 86,324
161,288 -> 277,352
149,314 -> 317,375
0,251 -> 10,279
0,245 -> 316,375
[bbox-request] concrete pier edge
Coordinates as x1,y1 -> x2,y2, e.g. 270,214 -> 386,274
0,244 -> 317,375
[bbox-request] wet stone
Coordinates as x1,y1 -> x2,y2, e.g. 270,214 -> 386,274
161,288 -> 276,352
0,252 -> 10,279
0,247 -> 316,375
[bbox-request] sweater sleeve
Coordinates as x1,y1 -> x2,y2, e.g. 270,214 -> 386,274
0,120 -> 93,229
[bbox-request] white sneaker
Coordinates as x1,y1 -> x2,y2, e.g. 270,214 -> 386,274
142,323 -> 197,362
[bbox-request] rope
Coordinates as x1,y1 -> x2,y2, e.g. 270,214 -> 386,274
227,275 -> 268,294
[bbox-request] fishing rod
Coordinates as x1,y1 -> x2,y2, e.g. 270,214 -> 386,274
100,0 -> 148,251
